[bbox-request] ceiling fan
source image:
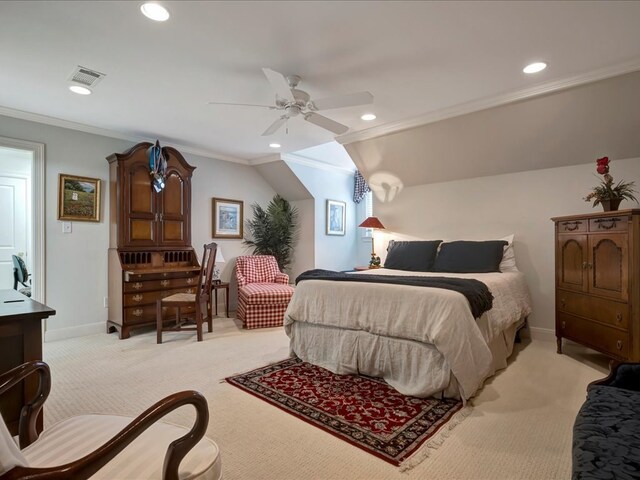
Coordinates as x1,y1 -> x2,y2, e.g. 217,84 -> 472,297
208,68 -> 374,136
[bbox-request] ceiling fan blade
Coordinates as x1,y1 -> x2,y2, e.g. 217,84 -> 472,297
262,68 -> 295,102
261,116 -> 287,136
208,101 -> 276,109
311,91 -> 373,111
304,112 -> 349,135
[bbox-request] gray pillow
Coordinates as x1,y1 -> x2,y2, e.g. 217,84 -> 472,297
384,240 -> 442,272
433,240 -> 508,273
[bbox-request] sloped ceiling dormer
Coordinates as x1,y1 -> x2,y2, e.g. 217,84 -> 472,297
341,71 -> 640,190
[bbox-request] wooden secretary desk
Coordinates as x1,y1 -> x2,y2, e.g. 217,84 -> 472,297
107,142 -> 200,339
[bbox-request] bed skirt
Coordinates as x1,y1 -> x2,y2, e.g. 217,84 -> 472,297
288,316 -> 522,400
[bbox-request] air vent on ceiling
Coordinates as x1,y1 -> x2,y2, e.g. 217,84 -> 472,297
68,66 -> 106,87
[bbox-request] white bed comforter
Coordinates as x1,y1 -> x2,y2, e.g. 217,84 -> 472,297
284,269 -> 532,400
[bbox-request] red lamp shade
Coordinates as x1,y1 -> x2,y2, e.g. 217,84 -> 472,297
358,216 -> 385,229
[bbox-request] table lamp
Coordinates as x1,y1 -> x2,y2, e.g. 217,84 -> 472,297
213,247 -> 225,284
358,216 -> 385,268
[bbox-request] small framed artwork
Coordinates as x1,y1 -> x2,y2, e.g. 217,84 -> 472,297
212,197 -> 244,239
57,174 -> 101,222
326,199 -> 346,236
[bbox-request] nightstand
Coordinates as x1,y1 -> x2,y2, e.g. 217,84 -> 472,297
211,282 -> 230,317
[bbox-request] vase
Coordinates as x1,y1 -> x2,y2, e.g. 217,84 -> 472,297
601,198 -> 622,212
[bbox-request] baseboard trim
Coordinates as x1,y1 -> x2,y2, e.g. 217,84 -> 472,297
45,322 -> 104,342
528,326 -> 556,343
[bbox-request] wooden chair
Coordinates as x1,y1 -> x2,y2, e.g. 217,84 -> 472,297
0,361 -> 221,480
156,242 -> 217,344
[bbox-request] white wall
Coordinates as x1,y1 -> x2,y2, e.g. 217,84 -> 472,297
0,114 -> 277,340
374,157 -> 640,338
288,199 -> 315,281
286,161 -> 358,271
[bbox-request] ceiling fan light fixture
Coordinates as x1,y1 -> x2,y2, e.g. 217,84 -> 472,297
523,62 -> 547,74
361,113 -> 376,121
69,85 -> 92,95
140,3 -> 170,21
269,143 -> 281,149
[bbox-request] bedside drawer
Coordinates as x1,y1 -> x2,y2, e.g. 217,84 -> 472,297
557,220 -> 587,233
557,312 -> 629,359
557,291 -> 628,330
589,216 -> 628,232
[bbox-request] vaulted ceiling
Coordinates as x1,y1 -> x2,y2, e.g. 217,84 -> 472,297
1,1 -> 640,167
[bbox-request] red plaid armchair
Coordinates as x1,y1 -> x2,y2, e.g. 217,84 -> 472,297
235,255 -> 295,329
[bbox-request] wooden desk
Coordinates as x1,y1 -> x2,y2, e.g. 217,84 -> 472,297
0,289 -> 56,436
212,282 -> 229,318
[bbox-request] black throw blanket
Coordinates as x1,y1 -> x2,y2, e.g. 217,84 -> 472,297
296,269 -> 493,319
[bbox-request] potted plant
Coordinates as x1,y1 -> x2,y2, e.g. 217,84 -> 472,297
584,157 -> 637,211
244,194 -> 298,272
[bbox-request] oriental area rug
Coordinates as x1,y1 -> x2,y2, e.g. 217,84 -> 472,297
226,357 -> 468,467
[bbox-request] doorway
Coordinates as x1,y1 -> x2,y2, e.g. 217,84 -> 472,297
0,137 -> 45,302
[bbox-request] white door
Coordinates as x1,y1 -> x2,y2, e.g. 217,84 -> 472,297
0,175 -> 28,290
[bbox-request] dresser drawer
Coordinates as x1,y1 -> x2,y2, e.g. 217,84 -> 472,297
557,219 -> 587,233
124,304 -> 196,324
557,291 -> 628,330
589,216 -> 628,232
123,277 -> 198,293
557,312 -> 629,359
123,287 -> 196,307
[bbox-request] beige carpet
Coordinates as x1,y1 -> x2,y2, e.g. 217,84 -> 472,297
43,317 -> 608,480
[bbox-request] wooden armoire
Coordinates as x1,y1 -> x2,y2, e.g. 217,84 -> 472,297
552,209 -> 640,361
107,142 -> 199,339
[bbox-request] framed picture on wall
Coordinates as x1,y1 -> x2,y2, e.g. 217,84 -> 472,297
212,197 -> 244,239
326,199 -> 346,236
57,173 -> 101,222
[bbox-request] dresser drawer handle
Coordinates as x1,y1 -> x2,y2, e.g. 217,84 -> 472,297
186,278 -> 194,284
616,313 -> 623,323
582,261 -> 588,270
617,340 -> 623,350
595,218 -> 620,230
160,280 -> 170,287
561,320 -> 566,329
562,221 -> 581,231
132,309 -> 143,317
560,298 -> 566,308
132,282 -> 143,290
187,288 -> 194,294
132,294 -> 143,302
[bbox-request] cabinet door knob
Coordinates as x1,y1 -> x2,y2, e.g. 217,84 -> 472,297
561,320 -> 566,329
560,298 -> 566,307
617,340 -> 623,350
582,262 -> 588,269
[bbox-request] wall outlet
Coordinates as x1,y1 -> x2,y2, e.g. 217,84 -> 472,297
62,222 -> 72,234
103,297 -> 108,308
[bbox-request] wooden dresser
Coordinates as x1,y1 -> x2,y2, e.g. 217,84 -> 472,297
552,209 -> 639,361
107,142 -> 200,339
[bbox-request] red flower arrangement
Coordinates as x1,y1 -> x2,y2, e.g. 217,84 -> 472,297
584,156 -> 637,208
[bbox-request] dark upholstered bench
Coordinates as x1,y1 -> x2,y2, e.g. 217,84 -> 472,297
573,363 -> 640,479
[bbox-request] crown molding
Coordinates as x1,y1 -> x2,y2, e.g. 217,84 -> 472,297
0,105 -> 248,164
281,153 -> 355,176
249,152 -> 355,176
336,58 -> 640,145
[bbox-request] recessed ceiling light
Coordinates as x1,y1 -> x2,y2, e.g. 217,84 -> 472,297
361,113 -> 376,121
269,143 -> 281,149
523,62 -> 547,74
140,3 -> 170,21
69,85 -> 92,95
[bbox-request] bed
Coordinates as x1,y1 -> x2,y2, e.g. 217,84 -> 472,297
283,239 -> 533,401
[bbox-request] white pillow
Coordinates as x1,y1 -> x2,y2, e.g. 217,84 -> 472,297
499,234 -> 519,272
0,413 -> 28,475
